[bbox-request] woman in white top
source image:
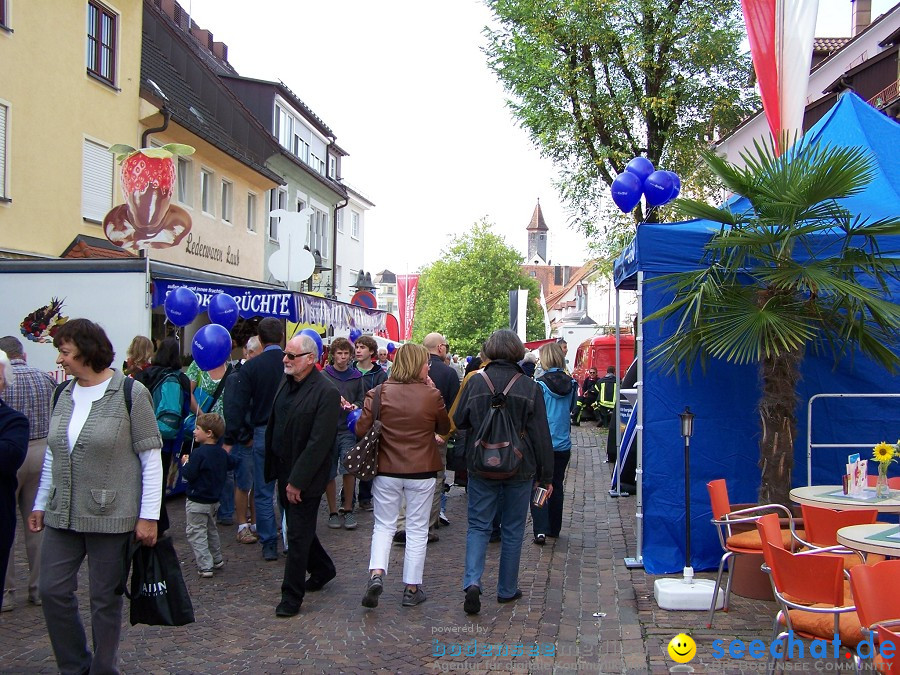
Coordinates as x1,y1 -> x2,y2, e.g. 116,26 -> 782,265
28,318 -> 162,675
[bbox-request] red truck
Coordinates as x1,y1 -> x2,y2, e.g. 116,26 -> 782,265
571,334 -> 635,391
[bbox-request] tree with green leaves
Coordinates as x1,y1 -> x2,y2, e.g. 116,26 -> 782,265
413,221 -> 545,356
647,139 -> 900,505
483,0 -> 757,253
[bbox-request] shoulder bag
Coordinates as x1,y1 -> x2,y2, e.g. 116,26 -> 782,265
343,385 -> 382,481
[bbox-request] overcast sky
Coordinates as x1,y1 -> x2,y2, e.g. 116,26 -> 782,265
185,0 -> 895,276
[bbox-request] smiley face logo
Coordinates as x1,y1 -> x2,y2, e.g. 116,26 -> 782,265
668,633 -> 696,663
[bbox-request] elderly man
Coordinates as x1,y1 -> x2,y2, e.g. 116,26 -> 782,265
265,334 -> 339,617
423,333 -> 459,533
0,336 -> 54,612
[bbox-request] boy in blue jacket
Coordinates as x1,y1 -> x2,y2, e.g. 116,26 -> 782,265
181,413 -> 236,577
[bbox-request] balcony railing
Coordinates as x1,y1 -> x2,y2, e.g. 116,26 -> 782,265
869,79 -> 900,108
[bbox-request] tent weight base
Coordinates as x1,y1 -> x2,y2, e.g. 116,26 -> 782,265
624,557 -> 643,569
608,489 -> 631,497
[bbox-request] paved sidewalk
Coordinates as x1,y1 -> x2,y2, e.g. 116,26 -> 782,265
1,427 -> 828,673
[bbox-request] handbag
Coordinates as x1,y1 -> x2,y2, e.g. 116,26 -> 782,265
119,536 -> 195,627
344,385 -> 382,481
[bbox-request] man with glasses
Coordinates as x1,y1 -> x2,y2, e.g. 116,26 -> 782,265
224,317 -> 284,561
572,367 -> 600,426
266,334 -> 339,617
423,333 -> 459,532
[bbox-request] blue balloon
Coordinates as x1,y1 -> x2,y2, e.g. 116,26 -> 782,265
164,287 -> 199,327
346,408 -> 362,434
625,156 -> 655,184
643,170 -> 676,207
208,293 -> 239,330
667,172 -> 681,201
465,355 -> 472,363
191,324 -> 232,371
299,328 -> 323,358
611,172 -> 643,213
386,343 -> 396,354
349,328 -> 362,343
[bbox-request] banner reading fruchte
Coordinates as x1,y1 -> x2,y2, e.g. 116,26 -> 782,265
396,274 -> 420,341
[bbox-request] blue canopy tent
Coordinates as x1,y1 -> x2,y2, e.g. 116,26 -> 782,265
613,92 -> 900,574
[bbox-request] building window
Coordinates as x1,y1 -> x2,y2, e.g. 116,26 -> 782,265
247,192 -> 256,232
0,103 -> 7,200
220,179 -> 233,223
268,187 -> 287,241
297,197 -> 306,213
309,206 -> 328,260
351,211 -> 360,239
176,156 -> 192,205
275,105 -> 292,149
200,169 -> 213,214
86,1 -> 117,86
310,152 -> 325,175
328,155 -> 337,179
81,138 -> 113,222
336,209 -> 344,233
293,135 -> 309,163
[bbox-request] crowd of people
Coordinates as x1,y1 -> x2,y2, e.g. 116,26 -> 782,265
0,316 -> 625,672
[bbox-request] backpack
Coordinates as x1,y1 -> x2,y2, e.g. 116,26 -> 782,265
471,371 -> 525,480
151,372 -> 189,440
53,377 -> 133,414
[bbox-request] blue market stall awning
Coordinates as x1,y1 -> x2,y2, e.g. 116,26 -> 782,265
153,278 -> 298,321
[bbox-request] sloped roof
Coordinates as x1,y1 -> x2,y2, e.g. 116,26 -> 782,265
814,37 -> 850,52
61,235 -> 137,260
374,270 -> 396,284
526,200 -> 548,231
545,263 -> 594,309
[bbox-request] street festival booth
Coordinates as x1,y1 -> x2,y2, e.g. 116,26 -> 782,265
0,257 -> 388,380
612,92 -> 900,575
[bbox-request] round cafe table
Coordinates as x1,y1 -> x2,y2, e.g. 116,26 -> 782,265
789,485 -> 900,513
837,524 -> 900,557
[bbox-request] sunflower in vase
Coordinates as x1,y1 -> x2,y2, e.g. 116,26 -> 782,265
872,441 -> 899,497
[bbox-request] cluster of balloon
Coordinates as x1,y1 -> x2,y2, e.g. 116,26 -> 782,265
386,343 -> 396,354
164,287 -> 200,327
299,328 -> 324,359
610,157 -> 681,213
349,328 -> 363,343
346,408 -> 362,434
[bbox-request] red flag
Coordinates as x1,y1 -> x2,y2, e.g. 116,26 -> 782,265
396,274 -> 420,341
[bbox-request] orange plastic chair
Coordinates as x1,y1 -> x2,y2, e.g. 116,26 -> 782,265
867,475 -> 900,489
800,504 -> 878,568
756,513 -> 863,674
849,561 -> 900,638
875,624 -> 900,673
706,479 -> 804,628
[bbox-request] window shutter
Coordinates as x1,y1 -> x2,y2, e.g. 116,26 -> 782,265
82,139 -> 113,221
0,104 -> 6,199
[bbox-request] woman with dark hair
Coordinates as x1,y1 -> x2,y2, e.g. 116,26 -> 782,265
28,318 -> 162,674
452,329 -> 554,615
142,337 -> 191,533
356,343 -> 450,609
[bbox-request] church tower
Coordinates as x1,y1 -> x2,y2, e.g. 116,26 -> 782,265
526,199 -> 548,263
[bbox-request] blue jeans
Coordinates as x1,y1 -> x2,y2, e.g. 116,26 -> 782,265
464,476 -> 532,598
252,426 -> 278,546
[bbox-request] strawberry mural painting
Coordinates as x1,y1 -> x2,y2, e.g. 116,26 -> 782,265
20,297 -> 69,344
103,143 -> 195,253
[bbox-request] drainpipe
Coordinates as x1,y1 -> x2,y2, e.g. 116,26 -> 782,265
141,107 -> 171,148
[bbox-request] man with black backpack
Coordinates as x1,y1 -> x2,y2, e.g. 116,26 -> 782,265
452,329 -> 553,616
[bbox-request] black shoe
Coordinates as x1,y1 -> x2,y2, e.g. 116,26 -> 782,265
305,569 -> 336,592
498,589 -> 523,603
428,532 -> 439,543
464,585 -> 481,615
262,541 -> 278,561
362,574 -> 383,608
534,534 -> 546,546
393,531 -> 406,544
402,586 -> 426,607
571,419 -> 580,426
275,600 -> 300,617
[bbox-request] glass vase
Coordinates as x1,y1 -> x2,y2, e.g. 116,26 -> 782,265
876,467 -> 891,498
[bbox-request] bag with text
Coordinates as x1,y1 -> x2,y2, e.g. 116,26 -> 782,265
120,536 -> 195,627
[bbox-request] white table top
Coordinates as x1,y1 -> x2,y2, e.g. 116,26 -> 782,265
837,524 -> 900,557
790,485 -> 900,513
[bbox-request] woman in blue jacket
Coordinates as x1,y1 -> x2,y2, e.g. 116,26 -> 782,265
531,342 -> 576,545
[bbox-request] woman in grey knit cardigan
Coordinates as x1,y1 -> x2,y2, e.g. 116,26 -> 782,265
28,319 -> 162,675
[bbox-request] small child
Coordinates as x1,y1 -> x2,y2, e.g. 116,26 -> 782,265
181,412 -> 236,577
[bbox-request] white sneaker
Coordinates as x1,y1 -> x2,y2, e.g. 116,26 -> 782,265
439,511 -> 450,526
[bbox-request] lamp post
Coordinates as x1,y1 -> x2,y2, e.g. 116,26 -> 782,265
653,406 -> 724,611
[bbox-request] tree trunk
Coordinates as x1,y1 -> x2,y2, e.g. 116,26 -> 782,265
757,349 -> 802,505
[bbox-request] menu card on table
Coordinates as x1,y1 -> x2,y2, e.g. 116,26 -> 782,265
845,454 -> 867,496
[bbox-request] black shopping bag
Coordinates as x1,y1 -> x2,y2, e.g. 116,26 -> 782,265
120,536 -> 195,626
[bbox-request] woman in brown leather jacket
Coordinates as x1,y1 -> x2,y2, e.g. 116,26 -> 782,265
355,343 -> 450,609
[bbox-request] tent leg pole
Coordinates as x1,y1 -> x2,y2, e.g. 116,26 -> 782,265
625,272 -> 644,568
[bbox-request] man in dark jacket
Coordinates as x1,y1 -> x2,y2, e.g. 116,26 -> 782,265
452,330 -> 553,615
424,333 -> 460,532
352,335 -> 387,511
224,317 -> 285,561
265,334 -> 340,617
572,368 -> 599,425
594,366 -> 618,429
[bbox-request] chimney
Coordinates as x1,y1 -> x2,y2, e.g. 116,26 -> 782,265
851,0 -> 872,37
190,27 -> 213,51
212,41 -> 228,62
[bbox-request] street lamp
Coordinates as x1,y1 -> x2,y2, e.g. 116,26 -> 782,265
653,406 -> 724,611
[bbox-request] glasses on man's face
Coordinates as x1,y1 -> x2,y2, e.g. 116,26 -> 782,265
441,343 -> 450,350
284,351 -> 313,361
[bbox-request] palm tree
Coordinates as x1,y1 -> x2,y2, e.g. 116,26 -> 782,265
647,138 -> 900,505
